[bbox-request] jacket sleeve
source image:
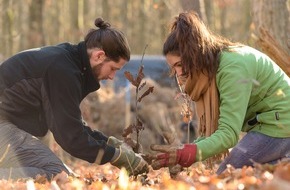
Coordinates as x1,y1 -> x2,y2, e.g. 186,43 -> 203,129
195,53 -> 253,161
42,62 -> 115,164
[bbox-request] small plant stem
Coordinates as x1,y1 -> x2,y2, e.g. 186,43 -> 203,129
135,87 -> 139,124
135,86 -> 139,145
136,131 -> 140,150
187,122 -> 190,144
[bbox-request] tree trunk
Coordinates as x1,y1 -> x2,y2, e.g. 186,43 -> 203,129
28,0 -> 45,48
203,0 -> 213,26
119,0 -> 128,34
159,1 -> 169,41
44,0 -> 62,45
180,0 -> 202,18
102,0 -> 109,21
1,0 -> 14,57
256,27 -> 290,77
138,0 -> 146,53
251,0 -> 289,54
219,3 -> 227,36
69,0 -> 79,43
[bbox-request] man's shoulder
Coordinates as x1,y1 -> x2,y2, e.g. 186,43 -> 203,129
39,42 -> 78,55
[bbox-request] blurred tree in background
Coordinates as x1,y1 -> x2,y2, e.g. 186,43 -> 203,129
251,0 -> 289,53
0,0 -> 289,61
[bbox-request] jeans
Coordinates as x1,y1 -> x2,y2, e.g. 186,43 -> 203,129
216,131 -> 290,174
0,118 -> 69,180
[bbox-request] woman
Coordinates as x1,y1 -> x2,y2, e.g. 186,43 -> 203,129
150,11 -> 290,174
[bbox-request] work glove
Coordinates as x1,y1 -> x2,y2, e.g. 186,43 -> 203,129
150,141 -> 197,169
107,136 -> 123,148
162,131 -> 181,147
111,143 -> 149,176
107,136 -> 143,153
157,132 -> 184,176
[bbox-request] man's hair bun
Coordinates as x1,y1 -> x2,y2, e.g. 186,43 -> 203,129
94,18 -> 111,29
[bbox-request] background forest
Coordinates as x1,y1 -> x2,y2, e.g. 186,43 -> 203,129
0,0 -> 289,61
0,1 -> 290,189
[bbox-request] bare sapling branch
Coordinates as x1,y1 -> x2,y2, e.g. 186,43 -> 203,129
122,44 -> 154,153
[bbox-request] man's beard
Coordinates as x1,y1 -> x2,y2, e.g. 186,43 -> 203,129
92,62 -> 104,80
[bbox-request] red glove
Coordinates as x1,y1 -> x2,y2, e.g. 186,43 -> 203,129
150,143 -> 197,169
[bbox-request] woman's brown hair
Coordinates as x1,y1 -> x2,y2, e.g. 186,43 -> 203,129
163,12 -> 241,81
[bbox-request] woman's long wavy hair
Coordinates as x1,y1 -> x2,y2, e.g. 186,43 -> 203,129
163,12 -> 242,81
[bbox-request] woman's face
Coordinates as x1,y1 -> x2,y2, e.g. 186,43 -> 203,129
165,53 -> 187,85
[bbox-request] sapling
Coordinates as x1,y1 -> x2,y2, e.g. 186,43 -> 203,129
122,45 -> 154,153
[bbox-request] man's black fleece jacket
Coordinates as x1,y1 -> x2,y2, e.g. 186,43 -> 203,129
0,42 -> 115,164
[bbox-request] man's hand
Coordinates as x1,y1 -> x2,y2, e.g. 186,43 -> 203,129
110,143 -> 149,176
107,136 -> 123,148
107,136 -> 143,153
150,143 -> 197,169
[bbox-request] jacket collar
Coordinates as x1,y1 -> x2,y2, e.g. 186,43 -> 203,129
77,41 -> 100,94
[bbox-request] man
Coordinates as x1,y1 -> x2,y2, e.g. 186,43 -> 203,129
0,18 -> 148,180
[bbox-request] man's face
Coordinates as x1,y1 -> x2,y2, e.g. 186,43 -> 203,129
89,50 -> 127,81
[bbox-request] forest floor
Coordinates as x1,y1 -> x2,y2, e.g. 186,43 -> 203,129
0,158 -> 289,190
